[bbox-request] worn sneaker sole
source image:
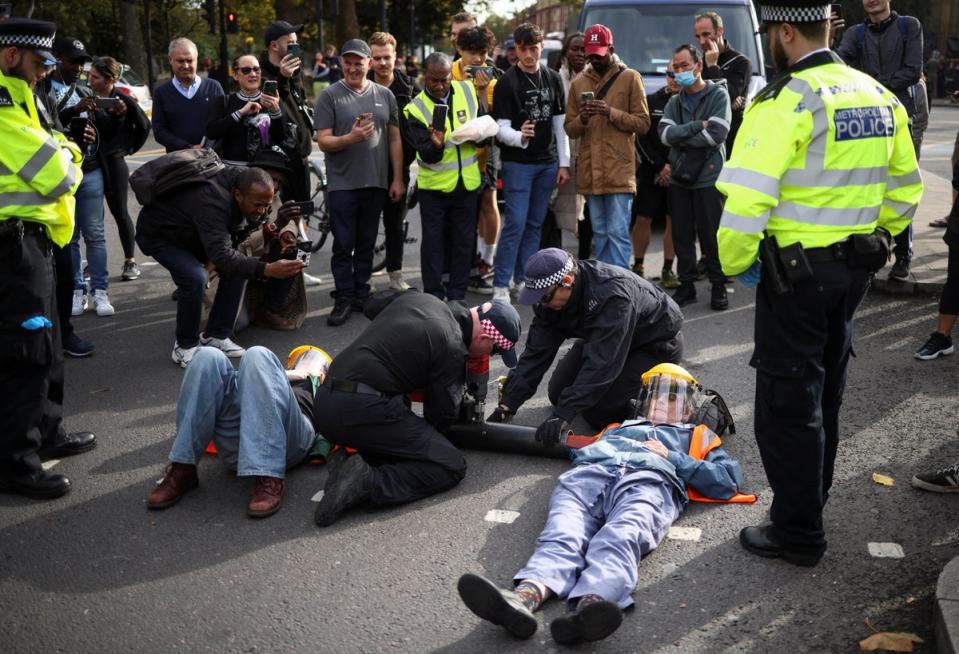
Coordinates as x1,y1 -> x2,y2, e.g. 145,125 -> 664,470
314,454 -> 369,527
911,476 -> 959,493
915,345 -> 954,360
457,573 -> 538,639
550,600 -> 623,645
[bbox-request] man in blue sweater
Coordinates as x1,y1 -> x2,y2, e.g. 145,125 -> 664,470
152,38 -> 224,152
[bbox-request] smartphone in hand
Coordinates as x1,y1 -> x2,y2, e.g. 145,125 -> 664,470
358,112 -> 374,128
287,42 -> 302,59
830,2 -> 843,18
580,91 -> 594,104
262,79 -> 278,95
94,97 -> 119,109
431,104 -> 448,131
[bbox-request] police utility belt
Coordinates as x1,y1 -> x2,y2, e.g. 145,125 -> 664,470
328,378 -> 392,398
0,218 -> 47,242
759,229 -> 891,296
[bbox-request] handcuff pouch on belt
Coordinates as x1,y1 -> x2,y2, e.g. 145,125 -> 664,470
848,228 -> 891,272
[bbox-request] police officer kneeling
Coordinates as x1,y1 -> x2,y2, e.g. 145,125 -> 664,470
490,248 -> 685,442
716,0 -> 923,566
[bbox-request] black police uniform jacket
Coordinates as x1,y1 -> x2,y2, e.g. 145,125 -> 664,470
502,260 -> 683,421
326,291 -> 473,431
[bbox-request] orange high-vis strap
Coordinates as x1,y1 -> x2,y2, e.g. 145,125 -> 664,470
566,423 -> 622,449
686,425 -> 757,504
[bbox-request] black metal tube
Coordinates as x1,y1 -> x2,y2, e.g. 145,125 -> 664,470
444,422 -> 572,460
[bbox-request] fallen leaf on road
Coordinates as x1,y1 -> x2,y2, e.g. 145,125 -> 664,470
679,603 -> 687,609
905,596 -> 916,605
859,632 -> 924,652
872,472 -> 895,486
89,388 -> 111,394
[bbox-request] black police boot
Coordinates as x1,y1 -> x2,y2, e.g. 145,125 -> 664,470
326,302 -> 353,327
314,453 -> 372,526
739,524 -> 823,567
671,282 -> 697,307
710,283 -> 728,311
39,430 -> 97,460
0,469 -> 71,499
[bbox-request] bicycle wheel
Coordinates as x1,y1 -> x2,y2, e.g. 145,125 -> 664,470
305,161 -> 331,253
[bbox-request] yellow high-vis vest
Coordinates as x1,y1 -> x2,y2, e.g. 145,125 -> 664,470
404,81 -> 482,193
0,70 -> 82,247
716,52 -> 923,275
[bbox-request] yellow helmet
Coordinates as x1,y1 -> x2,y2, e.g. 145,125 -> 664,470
641,363 -> 699,386
286,345 -> 333,376
637,363 -> 701,425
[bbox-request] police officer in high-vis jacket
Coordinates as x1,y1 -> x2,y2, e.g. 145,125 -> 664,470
716,0 -> 923,565
0,19 -> 97,500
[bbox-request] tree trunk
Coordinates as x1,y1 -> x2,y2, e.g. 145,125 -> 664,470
335,0 -> 359,46
119,0 -> 147,78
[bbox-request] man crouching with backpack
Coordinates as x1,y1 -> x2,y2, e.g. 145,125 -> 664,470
135,165 -> 303,367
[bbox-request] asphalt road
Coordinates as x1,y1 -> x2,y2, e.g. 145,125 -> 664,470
1,110 -> 958,654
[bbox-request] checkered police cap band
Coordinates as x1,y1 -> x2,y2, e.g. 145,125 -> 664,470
0,33 -> 54,50
760,4 -> 831,23
525,257 -> 574,290
481,319 -> 514,351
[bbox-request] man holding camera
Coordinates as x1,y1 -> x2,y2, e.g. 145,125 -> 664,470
315,39 -> 404,326
564,24 -> 650,270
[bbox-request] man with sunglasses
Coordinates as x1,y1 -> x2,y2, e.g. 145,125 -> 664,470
489,248 -> 684,445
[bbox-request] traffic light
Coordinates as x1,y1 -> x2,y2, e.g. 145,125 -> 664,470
202,0 -> 216,34
226,11 -> 239,34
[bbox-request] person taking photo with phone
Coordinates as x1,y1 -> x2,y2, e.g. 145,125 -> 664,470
206,54 -> 286,165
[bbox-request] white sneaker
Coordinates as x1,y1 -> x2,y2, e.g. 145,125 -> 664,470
303,272 -> 323,286
92,289 -> 115,316
510,282 -> 525,297
492,286 -> 510,302
171,342 -> 199,368
388,270 -> 410,291
71,289 -> 87,316
199,334 -> 246,358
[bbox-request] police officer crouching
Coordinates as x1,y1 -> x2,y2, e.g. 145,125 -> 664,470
490,248 -> 685,442
716,0 -> 923,565
0,19 -> 97,500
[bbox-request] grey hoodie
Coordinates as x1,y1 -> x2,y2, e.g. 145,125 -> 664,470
658,79 -> 731,189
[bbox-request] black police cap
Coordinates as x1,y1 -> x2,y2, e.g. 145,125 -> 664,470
0,18 -> 56,63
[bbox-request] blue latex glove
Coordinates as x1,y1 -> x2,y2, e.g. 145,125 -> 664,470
737,260 -> 762,289
20,315 -> 53,331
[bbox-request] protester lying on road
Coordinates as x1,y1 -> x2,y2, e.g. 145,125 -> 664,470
458,363 -> 754,645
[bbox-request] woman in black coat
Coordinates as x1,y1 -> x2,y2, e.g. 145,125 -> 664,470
206,54 -> 286,165
88,56 -> 151,280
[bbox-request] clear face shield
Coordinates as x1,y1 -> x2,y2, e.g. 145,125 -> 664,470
638,374 -> 701,425
286,346 -> 332,378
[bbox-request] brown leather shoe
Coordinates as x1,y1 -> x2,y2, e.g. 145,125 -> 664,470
248,476 -> 284,518
147,463 -> 198,510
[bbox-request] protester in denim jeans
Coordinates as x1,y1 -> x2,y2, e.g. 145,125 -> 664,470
491,23 -> 570,302
146,346 -> 325,518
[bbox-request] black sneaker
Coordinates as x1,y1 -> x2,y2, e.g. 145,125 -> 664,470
710,283 -> 728,310
888,259 -> 910,280
672,282 -> 697,307
468,275 -> 494,295
62,332 -> 95,357
550,597 -> 623,645
327,302 -> 353,327
314,454 -> 372,526
121,260 -> 141,281
457,573 -> 538,639
912,462 -> 959,493
915,332 -> 954,360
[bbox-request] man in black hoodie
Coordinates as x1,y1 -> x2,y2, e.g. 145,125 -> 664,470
261,21 -> 314,202
694,11 -> 752,154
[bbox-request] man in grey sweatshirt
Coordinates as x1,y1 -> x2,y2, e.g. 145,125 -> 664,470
659,44 -> 731,311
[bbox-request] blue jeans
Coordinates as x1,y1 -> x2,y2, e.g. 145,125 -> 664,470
586,193 -> 634,269
70,168 -> 107,291
136,235 -> 245,347
494,161 -> 557,288
168,347 -> 315,478
893,223 -> 913,264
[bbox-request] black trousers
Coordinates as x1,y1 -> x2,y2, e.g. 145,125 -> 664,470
381,173 -> 410,273
101,155 -> 136,260
0,227 -> 65,476
53,243 -> 76,343
546,333 -> 685,429
941,232 -> 959,315
752,260 -> 871,553
419,187 -> 479,301
669,184 -> 725,284
329,188 -> 387,302
312,384 -> 467,506
578,202 -> 593,260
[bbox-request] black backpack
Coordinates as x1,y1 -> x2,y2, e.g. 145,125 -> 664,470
129,147 -> 225,206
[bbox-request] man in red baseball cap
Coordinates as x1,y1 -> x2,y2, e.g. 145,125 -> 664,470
565,25 -> 650,271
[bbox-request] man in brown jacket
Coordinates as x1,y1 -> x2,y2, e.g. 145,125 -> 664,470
565,24 -> 650,270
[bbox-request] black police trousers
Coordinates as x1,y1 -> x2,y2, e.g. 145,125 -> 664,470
0,226 -> 65,477
752,259 -> 871,554
312,384 -> 467,506
546,332 -> 685,429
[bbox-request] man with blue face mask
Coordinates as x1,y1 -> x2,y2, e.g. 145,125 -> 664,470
658,44 -> 731,311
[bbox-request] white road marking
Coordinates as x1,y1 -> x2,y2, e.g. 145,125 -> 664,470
667,527 -> 702,541
867,542 -> 905,558
311,490 -> 325,502
41,459 -> 59,470
485,509 -> 520,524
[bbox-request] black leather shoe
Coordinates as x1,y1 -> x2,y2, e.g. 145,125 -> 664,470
710,283 -> 728,310
351,296 -> 369,312
550,598 -> 623,645
327,302 -> 352,327
39,431 -> 97,459
314,454 -> 372,526
672,282 -> 697,307
0,470 -> 71,499
457,573 -> 538,639
739,525 -> 823,567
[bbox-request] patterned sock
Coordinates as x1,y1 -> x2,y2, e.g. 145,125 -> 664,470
514,580 -> 545,612
576,594 -> 606,610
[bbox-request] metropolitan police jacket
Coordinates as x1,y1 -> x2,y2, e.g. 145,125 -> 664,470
502,261 -> 683,422
327,291 -> 473,431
